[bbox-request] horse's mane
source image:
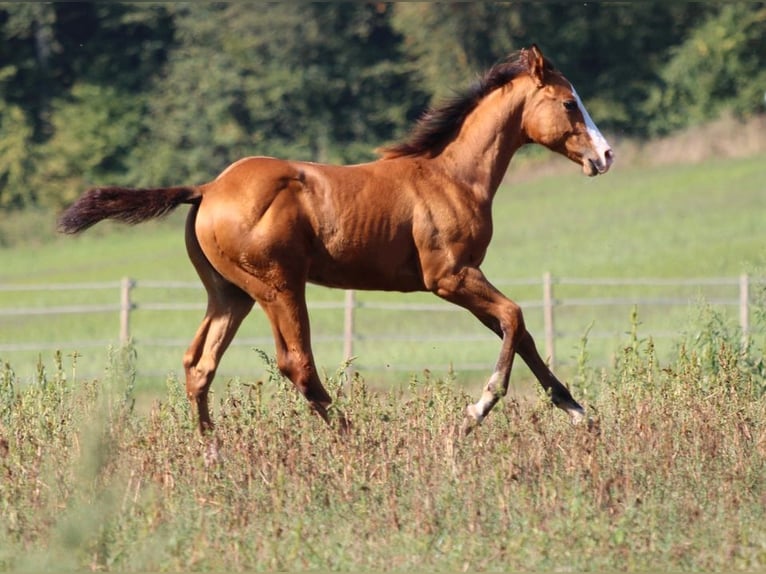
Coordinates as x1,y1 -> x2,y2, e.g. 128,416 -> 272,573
378,50 -> 535,159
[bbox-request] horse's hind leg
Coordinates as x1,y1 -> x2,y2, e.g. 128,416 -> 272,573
184,206 -> 254,434
183,287 -> 253,433
258,286 -> 344,428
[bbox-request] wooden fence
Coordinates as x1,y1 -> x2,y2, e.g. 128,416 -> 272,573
1,274 -> 761,371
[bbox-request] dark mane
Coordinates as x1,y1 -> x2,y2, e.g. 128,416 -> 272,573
379,50 -> 531,159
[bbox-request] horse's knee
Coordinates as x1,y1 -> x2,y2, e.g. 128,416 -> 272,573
277,354 -> 310,391
275,349 -> 306,381
274,351 -> 292,380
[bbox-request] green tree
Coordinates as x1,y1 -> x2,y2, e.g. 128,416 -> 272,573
1,2 -> 764,213
0,3 -> 173,209
0,3 -> 57,139
31,83 -> 143,208
390,2 -> 718,136
391,4 -> 519,101
0,100 -> 36,209
643,3 -> 766,136
132,3 -> 424,186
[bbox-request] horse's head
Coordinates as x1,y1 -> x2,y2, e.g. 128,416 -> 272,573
520,45 -> 614,176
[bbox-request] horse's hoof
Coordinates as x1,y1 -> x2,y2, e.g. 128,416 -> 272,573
203,438 -> 223,468
568,406 -> 600,434
568,406 -> 586,426
335,414 -> 352,435
461,405 -> 483,436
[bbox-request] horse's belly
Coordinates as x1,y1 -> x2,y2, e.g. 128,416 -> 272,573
307,255 -> 425,292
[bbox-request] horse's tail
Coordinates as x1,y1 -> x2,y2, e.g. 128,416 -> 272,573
57,185 -> 202,234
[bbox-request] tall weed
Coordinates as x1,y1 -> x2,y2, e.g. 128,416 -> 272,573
0,305 -> 764,571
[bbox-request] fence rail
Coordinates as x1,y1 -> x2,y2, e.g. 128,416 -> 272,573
1,274 -> 762,372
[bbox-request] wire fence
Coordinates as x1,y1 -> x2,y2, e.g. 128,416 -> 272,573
2,274 -> 763,380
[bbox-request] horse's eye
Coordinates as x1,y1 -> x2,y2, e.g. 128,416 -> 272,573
563,99 -> 578,112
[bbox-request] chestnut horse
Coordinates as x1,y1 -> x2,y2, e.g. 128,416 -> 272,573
58,45 -> 613,436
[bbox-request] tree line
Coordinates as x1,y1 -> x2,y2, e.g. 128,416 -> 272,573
0,2 -> 763,211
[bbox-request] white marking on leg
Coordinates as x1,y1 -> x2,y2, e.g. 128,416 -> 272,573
469,370 -> 503,422
568,407 -> 585,425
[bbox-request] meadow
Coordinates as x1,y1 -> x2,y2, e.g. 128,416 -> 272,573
1,150 -> 765,394
0,142 -> 765,570
0,321 -> 764,571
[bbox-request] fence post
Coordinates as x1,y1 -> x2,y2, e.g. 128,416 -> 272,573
120,277 -> 134,345
542,272 -> 555,368
739,273 -> 749,348
343,289 -> 356,363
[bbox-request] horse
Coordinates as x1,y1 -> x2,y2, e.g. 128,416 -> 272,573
58,44 -> 613,437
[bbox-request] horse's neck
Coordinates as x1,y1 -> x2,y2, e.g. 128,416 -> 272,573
436,84 -> 528,204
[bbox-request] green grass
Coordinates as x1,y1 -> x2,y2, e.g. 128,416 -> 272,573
0,151 -> 765,571
494,153 -> 766,276
1,153 -> 765,393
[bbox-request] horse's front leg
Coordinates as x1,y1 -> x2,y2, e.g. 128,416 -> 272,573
462,335 -> 517,435
433,267 -> 584,434
432,268 -> 525,434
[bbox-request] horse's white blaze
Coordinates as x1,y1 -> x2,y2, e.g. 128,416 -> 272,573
570,85 -> 613,168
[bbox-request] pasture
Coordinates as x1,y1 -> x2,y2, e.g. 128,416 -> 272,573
0,149 -> 765,570
0,327 -> 764,571
1,152 -> 764,391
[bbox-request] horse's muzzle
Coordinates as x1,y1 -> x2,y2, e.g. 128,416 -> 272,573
584,148 -> 614,176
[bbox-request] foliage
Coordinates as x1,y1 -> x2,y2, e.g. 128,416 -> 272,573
0,3 -> 764,210
130,4 -> 424,186
391,3 -> 519,101
391,2 -> 718,135
31,83 -> 144,208
0,100 -> 35,209
0,306 -> 765,571
642,4 -> 766,136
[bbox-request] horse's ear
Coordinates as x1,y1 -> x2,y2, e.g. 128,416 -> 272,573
526,44 -> 546,88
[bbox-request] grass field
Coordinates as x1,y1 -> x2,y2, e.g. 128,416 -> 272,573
1,151 -> 765,393
0,324 -> 764,571
1,144 -> 765,571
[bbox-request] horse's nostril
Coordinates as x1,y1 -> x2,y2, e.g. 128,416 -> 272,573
604,148 -> 615,164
